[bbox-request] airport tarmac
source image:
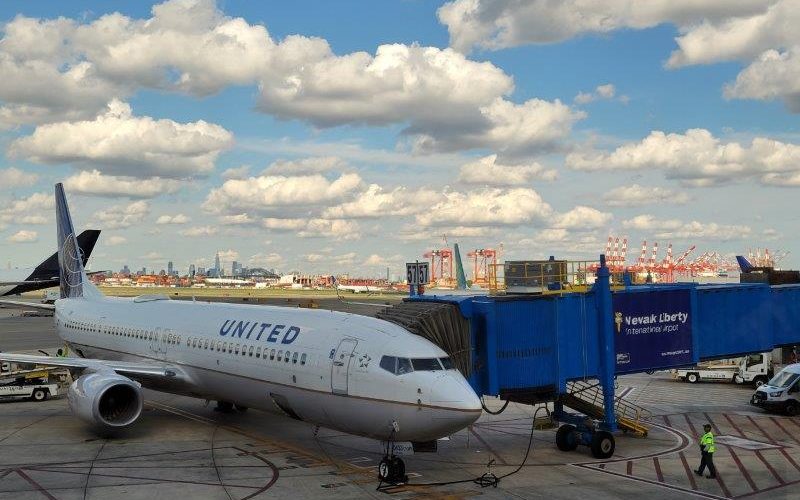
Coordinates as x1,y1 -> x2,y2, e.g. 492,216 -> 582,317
2,300 -> 800,499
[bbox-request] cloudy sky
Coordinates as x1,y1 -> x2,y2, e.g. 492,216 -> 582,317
1,0 -> 798,276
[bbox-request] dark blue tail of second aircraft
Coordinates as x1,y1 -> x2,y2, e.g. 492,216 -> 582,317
736,255 -> 754,272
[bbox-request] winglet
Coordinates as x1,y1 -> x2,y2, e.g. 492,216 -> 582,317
56,183 -> 86,298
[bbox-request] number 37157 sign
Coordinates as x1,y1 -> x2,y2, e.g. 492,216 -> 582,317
406,262 -> 430,285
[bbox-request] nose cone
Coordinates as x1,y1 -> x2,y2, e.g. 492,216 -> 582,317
428,373 -> 482,432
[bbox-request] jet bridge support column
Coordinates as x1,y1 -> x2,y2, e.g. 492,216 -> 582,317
595,255 -> 618,432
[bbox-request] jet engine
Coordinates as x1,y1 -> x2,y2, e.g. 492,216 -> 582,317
68,372 -> 143,431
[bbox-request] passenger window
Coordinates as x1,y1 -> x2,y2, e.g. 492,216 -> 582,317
242,345 -> 247,356
228,344 -> 233,353
204,339 -> 209,349
256,347 -> 262,358
235,344 -> 240,354
292,352 -> 298,364
300,353 -> 307,365
270,349 -> 275,361
192,338 -> 197,348
277,350 -> 283,362
285,351 -> 291,363
249,346 -> 255,357
380,356 -> 397,374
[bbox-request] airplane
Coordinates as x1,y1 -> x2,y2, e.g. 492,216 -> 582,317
0,184 -> 482,484
0,230 -> 100,296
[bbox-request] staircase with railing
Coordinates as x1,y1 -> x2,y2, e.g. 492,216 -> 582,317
562,380 -> 651,437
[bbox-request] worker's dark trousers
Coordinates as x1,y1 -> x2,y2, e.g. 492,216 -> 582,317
698,451 -> 717,477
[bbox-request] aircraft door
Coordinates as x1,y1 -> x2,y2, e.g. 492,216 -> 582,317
160,328 -> 172,359
331,338 -> 358,395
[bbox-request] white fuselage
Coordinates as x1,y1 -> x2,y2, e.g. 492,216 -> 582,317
54,295 -> 481,441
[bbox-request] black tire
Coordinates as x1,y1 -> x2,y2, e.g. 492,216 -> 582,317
234,404 -> 248,412
215,401 -> 234,412
786,401 -> 799,417
556,424 -> 579,451
378,457 -> 406,483
687,373 -> 699,384
590,431 -> 615,459
753,376 -> 768,388
31,388 -> 47,402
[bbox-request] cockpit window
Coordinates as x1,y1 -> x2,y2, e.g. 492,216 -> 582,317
439,357 -> 455,370
379,356 -> 414,375
380,355 -> 396,373
411,358 -> 442,371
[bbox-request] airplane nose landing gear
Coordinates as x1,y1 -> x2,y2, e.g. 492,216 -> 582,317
378,456 -> 407,485
377,421 -> 408,487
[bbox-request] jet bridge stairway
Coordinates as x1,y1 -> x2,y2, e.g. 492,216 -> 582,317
561,380 -> 651,437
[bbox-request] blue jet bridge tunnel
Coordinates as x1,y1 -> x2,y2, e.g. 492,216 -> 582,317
380,257 -> 800,458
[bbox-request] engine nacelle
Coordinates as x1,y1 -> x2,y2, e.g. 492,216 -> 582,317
68,372 -> 143,431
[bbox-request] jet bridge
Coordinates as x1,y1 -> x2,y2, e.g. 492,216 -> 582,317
385,256 -> 800,457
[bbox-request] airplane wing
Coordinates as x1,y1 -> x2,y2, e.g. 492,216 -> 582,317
0,352 -> 187,382
0,299 -> 55,310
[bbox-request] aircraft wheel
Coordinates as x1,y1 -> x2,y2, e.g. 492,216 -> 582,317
215,401 -> 234,412
378,456 -> 407,484
556,424 -> 578,451
590,431 -> 615,459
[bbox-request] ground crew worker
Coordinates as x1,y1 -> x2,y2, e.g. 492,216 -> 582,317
695,424 -> 717,479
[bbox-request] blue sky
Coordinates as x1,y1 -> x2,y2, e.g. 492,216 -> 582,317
1,0 -> 798,276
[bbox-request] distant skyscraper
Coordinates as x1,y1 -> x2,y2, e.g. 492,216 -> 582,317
214,252 -> 221,274
141,266 -> 147,275
167,261 -> 174,276
197,266 -> 206,276
189,264 -> 196,277
232,260 -> 239,276
122,265 -> 130,275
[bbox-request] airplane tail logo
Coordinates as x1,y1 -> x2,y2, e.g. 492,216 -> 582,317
56,183 -> 85,299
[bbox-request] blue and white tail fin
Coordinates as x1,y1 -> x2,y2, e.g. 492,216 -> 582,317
56,183 -> 101,299
736,255 -> 754,273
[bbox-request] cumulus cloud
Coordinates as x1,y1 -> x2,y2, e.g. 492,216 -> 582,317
221,165 -> 250,180
603,184 -> 690,207
262,157 -> 348,175
0,167 -> 39,189
92,200 -> 149,229
574,84 -> 619,104
664,0 -> 800,110
247,252 -> 283,267
551,206 -> 612,229
105,235 -> 127,246
10,100 -> 233,178
567,129 -> 800,186
7,229 -> 37,243
415,188 -> 552,227
0,192 -> 53,226
321,185 -> 440,219
204,172 -> 362,215
437,0 -> 766,52
63,170 -> 183,198
156,214 -> 191,225
623,215 -> 751,241
1,0 -> 581,153
458,154 -> 557,186
179,225 -> 218,237
261,217 -> 360,240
